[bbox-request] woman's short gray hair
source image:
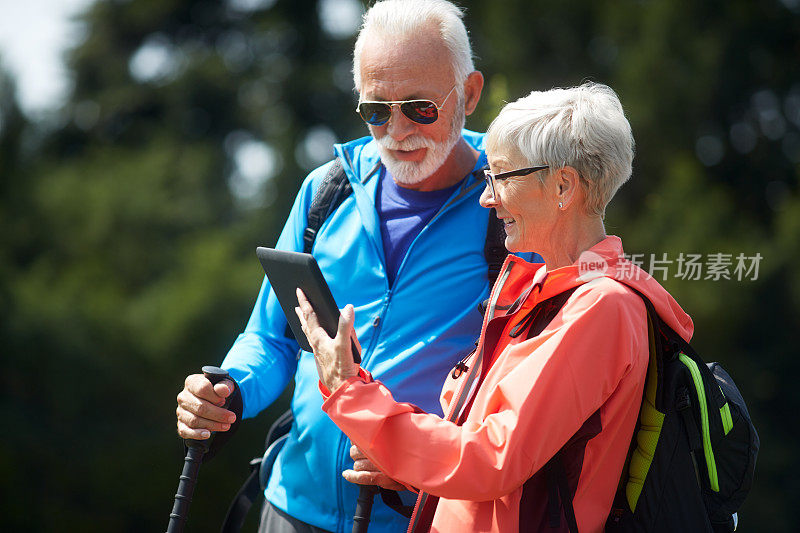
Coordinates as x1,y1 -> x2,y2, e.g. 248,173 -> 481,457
352,0 -> 475,91
486,82 -> 635,217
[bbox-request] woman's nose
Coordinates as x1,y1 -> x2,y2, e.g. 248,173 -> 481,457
479,183 -> 497,208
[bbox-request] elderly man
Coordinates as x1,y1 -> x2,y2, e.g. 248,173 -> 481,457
176,1 -> 508,531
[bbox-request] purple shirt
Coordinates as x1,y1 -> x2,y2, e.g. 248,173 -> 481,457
377,168 -> 461,286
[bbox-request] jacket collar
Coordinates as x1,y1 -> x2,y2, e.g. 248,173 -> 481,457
333,129 -> 487,188
493,236 -> 693,340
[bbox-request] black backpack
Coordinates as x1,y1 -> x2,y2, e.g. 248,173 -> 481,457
220,157 -> 509,533
544,286 -> 759,533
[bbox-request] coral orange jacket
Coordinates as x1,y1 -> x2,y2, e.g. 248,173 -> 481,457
321,236 -> 693,532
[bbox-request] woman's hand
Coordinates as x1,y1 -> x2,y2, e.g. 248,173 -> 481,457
343,445 -> 406,491
295,288 -> 359,392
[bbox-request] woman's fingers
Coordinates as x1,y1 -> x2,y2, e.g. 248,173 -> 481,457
296,288 -> 359,391
344,445 -> 406,490
338,304 -> 354,335
295,288 -> 329,351
295,289 -> 318,333
342,469 -> 406,491
349,444 -> 366,461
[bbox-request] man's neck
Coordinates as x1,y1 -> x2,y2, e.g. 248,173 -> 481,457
398,138 -> 480,192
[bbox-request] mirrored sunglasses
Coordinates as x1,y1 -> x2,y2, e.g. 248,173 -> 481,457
356,86 -> 456,126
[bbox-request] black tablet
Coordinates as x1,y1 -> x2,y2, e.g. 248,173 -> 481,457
256,247 -> 361,364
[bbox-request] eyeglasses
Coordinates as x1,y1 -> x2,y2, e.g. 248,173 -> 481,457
355,86 -> 457,126
483,165 -> 550,201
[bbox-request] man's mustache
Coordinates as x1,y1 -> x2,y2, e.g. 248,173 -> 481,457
377,135 -> 437,152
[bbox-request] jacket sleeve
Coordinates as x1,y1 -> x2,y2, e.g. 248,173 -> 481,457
322,285 -> 647,500
221,163 -> 332,419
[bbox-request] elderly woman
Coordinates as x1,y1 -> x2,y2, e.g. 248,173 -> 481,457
296,82 -> 693,532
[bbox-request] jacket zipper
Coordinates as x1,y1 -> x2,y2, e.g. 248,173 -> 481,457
361,289 -> 392,368
335,432 -> 349,533
391,172 -> 483,287
362,170 -> 481,364
324,156 -> 485,530
451,347 -> 475,379
405,261 -> 513,533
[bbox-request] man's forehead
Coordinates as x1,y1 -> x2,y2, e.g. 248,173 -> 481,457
359,75 -> 449,102
358,33 -> 454,98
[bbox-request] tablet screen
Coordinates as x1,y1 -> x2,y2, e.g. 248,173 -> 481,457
256,247 -> 361,363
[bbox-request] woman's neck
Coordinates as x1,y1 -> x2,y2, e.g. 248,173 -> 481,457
540,217 -> 607,271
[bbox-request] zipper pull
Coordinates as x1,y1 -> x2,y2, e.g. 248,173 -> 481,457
452,346 -> 476,379
451,361 -> 469,379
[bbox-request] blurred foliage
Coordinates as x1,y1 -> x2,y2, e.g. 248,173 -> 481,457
1,0 -> 798,531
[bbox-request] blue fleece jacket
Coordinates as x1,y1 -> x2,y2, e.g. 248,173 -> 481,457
222,131 -> 505,532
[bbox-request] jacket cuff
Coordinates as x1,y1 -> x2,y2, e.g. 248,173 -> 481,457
318,367 -> 372,399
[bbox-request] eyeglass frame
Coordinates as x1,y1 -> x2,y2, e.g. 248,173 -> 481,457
483,165 -> 550,201
355,85 -> 458,126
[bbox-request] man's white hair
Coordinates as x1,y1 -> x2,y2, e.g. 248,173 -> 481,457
486,82 -> 635,218
352,0 -> 474,91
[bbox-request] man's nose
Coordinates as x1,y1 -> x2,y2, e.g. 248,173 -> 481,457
385,105 -> 417,141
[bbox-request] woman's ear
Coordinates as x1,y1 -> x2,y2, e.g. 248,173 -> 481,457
555,166 -> 582,210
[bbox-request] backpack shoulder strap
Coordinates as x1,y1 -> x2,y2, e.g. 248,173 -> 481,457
220,408 -> 294,533
543,453 -> 580,533
303,157 -> 350,254
509,285 -> 578,339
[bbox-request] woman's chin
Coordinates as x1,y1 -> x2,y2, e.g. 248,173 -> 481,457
504,236 -> 523,253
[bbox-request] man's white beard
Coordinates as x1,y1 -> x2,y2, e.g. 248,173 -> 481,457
375,103 -> 466,186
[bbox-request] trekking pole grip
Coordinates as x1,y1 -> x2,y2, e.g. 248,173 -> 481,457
166,366 -> 230,533
352,484 -> 379,533
183,366 -> 232,450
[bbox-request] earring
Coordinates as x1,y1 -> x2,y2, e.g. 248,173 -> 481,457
558,202 -> 563,209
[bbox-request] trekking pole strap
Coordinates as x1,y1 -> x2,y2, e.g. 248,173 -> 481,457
378,488 -> 413,518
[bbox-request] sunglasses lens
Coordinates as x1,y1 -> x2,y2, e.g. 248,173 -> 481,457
358,103 -> 392,126
358,100 -> 440,126
402,100 -> 438,124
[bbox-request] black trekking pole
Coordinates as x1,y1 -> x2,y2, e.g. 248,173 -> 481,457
352,484 -> 380,533
166,366 -> 231,533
